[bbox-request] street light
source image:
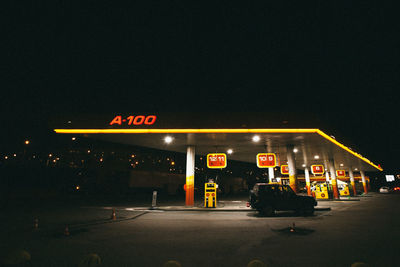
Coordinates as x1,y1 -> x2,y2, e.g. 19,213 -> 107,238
252,135 -> 260,142
164,136 -> 173,144
227,149 -> 233,154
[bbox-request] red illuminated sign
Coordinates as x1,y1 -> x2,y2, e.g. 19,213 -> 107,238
207,153 -> 227,169
336,170 -> 346,177
311,165 -> 325,175
257,153 -> 276,168
109,115 -> 157,126
281,165 -> 289,175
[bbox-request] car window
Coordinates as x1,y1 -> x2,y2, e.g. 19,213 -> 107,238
282,185 -> 296,197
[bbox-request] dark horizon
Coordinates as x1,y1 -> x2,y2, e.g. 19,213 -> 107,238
2,1 -> 399,174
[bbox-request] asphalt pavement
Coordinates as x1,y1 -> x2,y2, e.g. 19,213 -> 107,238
1,193 -> 399,266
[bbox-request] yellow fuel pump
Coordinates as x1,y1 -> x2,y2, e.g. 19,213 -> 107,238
204,183 -> 217,208
315,183 -> 329,199
339,183 -> 350,196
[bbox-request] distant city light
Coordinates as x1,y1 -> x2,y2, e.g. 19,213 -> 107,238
71,137 -> 76,141
13,154 -> 16,157
25,140 -> 30,145
49,154 -> 52,157
87,150 -> 91,153
164,136 -> 173,144
171,161 -> 175,165
4,156 -> 8,160
227,149 -> 233,154
76,185 -> 80,190
252,135 -> 260,142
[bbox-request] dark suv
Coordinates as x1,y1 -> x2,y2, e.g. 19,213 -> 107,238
249,183 -> 317,216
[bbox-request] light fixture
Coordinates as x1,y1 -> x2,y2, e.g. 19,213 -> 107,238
314,155 -> 320,159
355,168 -> 358,171
293,148 -> 298,153
227,149 -> 233,154
252,135 -> 260,142
302,164 -> 306,167
164,136 -> 173,144
340,163 -> 344,167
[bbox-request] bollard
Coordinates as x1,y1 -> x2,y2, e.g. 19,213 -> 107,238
151,190 -> 157,208
64,225 -> 70,236
111,208 -> 116,220
290,222 -> 296,232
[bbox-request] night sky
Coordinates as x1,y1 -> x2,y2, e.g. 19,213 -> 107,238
2,2 -> 399,173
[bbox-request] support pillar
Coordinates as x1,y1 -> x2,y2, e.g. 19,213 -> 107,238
304,166 -> 311,196
185,146 -> 195,206
328,159 -> 340,199
287,145 -> 298,193
268,167 -> 274,183
348,168 -> 357,196
360,170 -> 368,194
325,167 -> 330,182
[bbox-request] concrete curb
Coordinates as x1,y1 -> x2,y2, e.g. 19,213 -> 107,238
149,207 -> 332,212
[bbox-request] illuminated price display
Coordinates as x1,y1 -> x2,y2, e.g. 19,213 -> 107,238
207,153 -> 227,169
336,170 -> 346,177
109,115 -> 157,126
281,165 -> 289,175
257,153 -> 277,168
311,165 -> 325,175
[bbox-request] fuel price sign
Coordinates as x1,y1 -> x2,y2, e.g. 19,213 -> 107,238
207,153 -> 227,169
311,165 -> 325,175
336,170 -> 346,177
257,153 -> 277,168
281,165 -> 289,175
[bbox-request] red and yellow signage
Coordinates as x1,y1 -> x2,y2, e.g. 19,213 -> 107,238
336,170 -> 346,177
109,115 -> 157,126
281,165 -> 289,175
207,153 -> 227,169
257,153 -> 277,168
311,165 -> 325,175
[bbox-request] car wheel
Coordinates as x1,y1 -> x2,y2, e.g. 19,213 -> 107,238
304,206 -> 314,216
260,206 -> 274,216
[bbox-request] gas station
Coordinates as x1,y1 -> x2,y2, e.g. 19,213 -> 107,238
53,113 -> 383,207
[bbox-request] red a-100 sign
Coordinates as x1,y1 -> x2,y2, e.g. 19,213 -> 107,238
109,115 -> 157,126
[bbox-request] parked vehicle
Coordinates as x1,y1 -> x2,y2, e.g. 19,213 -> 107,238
379,186 -> 391,193
249,183 -> 317,216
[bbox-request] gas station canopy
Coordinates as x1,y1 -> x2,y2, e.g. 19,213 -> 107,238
53,112 -> 382,172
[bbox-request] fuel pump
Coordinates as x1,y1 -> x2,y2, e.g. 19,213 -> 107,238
204,183 -> 217,208
315,183 -> 329,199
339,182 -> 350,196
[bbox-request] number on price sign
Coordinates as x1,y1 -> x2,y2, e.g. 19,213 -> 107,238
311,165 -> 325,175
336,170 -> 346,177
207,153 -> 227,169
257,153 -> 277,168
281,165 -> 289,175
